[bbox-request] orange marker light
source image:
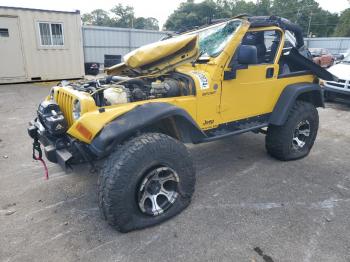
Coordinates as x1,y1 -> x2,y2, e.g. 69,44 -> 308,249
76,123 -> 92,140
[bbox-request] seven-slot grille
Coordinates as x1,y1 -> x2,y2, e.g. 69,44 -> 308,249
55,89 -> 74,126
325,79 -> 349,90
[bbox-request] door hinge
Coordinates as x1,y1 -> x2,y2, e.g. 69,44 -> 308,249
218,104 -> 229,113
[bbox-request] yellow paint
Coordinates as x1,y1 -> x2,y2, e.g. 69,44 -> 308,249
106,34 -> 199,75
52,86 -> 97,127
220,26 -> 314,122
125,34 -> 198,68
67,96 -> 197,143
52,19 -> 316,144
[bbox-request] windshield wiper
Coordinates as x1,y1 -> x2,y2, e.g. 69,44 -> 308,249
191,50 -> 207,66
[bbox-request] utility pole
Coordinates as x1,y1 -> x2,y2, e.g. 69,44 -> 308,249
295,0 -> 303,24
307,11 -> 313,37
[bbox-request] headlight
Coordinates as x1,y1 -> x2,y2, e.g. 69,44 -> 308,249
49,88 -> 55,100
73,99 -> 81,120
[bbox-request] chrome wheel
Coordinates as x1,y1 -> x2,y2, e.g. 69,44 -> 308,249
138,166 -> 179,216
292,120 -> 310,150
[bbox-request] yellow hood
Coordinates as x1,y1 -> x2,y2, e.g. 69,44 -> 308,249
107,34 -> 199,76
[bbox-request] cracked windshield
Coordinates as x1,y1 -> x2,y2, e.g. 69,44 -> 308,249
195,20 -> 242,58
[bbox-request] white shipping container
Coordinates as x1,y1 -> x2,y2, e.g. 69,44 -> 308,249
0,6 -> 84,83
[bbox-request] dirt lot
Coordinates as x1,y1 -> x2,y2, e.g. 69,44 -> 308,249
0,83 -> 350,262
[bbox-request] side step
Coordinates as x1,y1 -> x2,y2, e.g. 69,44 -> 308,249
202,113 -> 270,143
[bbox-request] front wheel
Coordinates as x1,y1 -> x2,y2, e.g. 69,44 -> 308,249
98,133 -> 195,232
265,101 -> 319,161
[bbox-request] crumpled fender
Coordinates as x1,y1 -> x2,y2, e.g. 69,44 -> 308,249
89,102 -> 206,157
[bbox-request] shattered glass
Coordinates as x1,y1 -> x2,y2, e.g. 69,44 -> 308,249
195,20 -> 242,58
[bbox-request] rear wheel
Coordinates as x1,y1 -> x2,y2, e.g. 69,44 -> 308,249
265,101 -> 319,161
98,133 -> 195,232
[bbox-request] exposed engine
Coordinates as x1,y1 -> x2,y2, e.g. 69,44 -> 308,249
59,74 -> 193,107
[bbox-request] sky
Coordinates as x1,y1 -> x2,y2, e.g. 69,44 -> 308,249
0,0 -> 349,27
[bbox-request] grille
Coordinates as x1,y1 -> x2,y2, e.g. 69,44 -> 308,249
325,79 -> 349,90
55,89 -> 74,126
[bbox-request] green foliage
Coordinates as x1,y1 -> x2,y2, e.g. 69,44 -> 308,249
110,4 -> 135,28
270,0 -> 339,37
82,4 -> 159,30
164,0 -> 230,31
164,0 -> 342,37
333,8 -> 350,36
81,9 -> 112,27
134,17 -> 159,30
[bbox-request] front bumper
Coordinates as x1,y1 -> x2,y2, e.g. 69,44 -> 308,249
323,84 -> 350,103
28,118 -> 89,171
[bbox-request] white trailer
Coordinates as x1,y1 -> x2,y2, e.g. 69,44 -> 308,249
0,6 -> 84,84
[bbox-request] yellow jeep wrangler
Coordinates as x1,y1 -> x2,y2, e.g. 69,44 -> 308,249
28,16 -> 335,232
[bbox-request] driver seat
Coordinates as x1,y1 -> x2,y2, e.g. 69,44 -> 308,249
242,32 -> 266,63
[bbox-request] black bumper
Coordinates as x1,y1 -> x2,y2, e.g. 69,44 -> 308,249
28,119 -> 82,171
324,86 -> 350,103
324,86 -> 350,96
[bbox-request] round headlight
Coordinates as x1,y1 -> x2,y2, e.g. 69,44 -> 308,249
49,87 -> 55,100
73,99 -> 81,120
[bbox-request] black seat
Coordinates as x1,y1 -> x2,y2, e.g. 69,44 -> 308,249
242,32 -> 266,63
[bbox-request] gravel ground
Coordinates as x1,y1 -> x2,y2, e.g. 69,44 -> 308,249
0,83 -> 349,262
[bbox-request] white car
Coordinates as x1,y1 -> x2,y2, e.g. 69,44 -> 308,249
322,54 -> 350,102
341,48 -> 350,58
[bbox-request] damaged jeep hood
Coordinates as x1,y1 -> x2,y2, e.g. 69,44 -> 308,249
107,34 -> 199,76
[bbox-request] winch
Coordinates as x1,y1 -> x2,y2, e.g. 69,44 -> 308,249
37,100 -> 68,136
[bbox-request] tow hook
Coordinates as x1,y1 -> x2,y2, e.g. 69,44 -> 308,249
32,137 -> 49,180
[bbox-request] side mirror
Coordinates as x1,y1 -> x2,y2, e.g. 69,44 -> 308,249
224,45 -> 258,81
237,45 -> 258,65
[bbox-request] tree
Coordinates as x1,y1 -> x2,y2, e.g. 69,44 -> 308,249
134,17 -> 159,30
255,0 -> 272,16
226,0 -> 258,16
165,0 -> 339,36
333,8 -> 350,36
164,0 -> 230,31
271,0 -> 339,37
82,9 -> 112,26
110,4 -> 135,28
81,4 -> 159,30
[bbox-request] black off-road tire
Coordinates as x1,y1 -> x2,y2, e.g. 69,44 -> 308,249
265,101 -> 319,161
98,133 -> 195,233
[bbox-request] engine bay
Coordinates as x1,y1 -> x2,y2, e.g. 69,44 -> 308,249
59,73 -> 194,107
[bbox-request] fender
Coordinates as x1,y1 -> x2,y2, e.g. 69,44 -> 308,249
269,83 -> 324,126
89,102 -> 206,157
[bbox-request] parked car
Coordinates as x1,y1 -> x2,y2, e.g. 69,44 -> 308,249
341,48 -> 350,58
310,48 -> 335,68
322,54 -> 350,103
84,63 -> 100,76
332,53 -> 345,62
